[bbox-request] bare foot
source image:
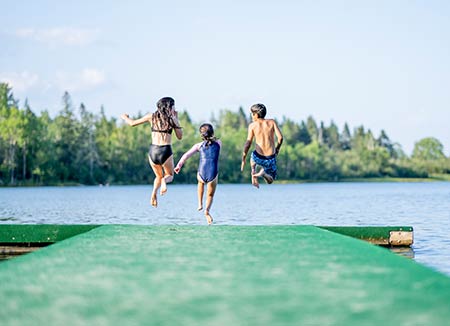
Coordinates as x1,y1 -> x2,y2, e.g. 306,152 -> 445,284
160,179 -> 167,196
151,195 -> 158,208
251,176 -> 260,189
205,212 -> 213,225
198,205 -> 203,211
263,173 -> 274,184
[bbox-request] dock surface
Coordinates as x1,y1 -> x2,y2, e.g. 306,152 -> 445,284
0,225 -> 449,325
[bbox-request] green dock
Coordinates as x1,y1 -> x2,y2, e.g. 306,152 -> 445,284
0,225 -> 449,325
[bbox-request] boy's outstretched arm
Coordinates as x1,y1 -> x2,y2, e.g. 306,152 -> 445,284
241,125 -> 255,171
241,140 -> 252,172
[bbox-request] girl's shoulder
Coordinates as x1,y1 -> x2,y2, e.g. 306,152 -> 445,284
199,140 -> 221,149
194,142 -> 203,149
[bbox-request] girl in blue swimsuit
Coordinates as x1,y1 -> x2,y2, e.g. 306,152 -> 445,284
121,97 -> 183,207
175,123 -> 221,224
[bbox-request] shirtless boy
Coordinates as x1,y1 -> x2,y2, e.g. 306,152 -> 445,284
241,103 -> 283,188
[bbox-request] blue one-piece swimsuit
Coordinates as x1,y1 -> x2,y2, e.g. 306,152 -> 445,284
198,141 -> 220,183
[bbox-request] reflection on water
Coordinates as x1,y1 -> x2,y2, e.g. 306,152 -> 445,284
388,247 -> 415,259
0,182 -> 449,275
0,217 -> 17,221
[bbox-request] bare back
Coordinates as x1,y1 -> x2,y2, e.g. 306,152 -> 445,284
150,119 -> 174,146
248,119 -> 281,156
121,111 -> 182,146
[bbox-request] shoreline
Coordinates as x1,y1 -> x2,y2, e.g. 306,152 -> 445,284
1,175 -> 450,187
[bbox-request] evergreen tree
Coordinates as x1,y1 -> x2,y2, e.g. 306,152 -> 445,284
317,121 -> 324,145
0,86 -> 23,184
0,83 -> 18,108
33,111 -> 54,184
366,129 -> 376,151
237,106 -> 248,128
352,126 -> 366,150
306,116 -> 318,142
53,92 -> 80,182
298,121 -> 311,145
77,103 -> 100,184
340,123 -> 352,150
377,129 -> 394,157
327,121 -> 340,150
95,106 -> 116,184
20,99 -> 41,182
281,117 -> 300,144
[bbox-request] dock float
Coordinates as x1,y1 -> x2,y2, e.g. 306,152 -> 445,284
318,226 -> 414,246
0,225 -> 449,325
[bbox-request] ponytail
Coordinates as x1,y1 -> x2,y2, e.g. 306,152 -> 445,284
199,123 -> 217,146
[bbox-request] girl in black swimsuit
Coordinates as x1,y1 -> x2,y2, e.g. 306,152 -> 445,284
121,97 -> 183,207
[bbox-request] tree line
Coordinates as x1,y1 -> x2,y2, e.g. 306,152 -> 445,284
1,83 -> 449,186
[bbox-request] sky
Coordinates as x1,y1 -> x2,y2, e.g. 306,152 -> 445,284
1,0 -> 450,155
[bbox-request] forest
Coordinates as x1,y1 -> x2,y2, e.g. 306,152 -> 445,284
1,82 -> 449,186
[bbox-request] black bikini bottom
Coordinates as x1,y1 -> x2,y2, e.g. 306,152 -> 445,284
149,144 -> 173,165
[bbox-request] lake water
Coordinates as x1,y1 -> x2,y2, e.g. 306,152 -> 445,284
1,182 -> 449,276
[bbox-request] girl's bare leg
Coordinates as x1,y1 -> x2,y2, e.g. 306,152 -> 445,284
204,177 -> 218,225
197,176 -> 205,211
151,178 -> 160,207
149,158 -> 164,207
160,155 -> 174,195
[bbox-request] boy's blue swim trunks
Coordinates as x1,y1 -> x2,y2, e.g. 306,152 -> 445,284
251,150 -> 277,179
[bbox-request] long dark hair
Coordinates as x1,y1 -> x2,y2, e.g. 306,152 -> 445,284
199,123 -> 217,146
152,97 -> 176,130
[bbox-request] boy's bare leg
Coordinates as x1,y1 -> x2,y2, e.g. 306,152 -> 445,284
262,172 -> 274,184
252,168 -> 265,177
197,174 -> 204,211
252,167 -> 274,184
250,159 -> 259,188
204,177 -> 217,225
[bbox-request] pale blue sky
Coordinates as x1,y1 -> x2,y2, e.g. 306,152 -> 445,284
1,1 -> 450,155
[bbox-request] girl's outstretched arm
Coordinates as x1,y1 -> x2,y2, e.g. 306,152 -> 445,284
121,113 -> 152,127
174,143 -> 201,173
